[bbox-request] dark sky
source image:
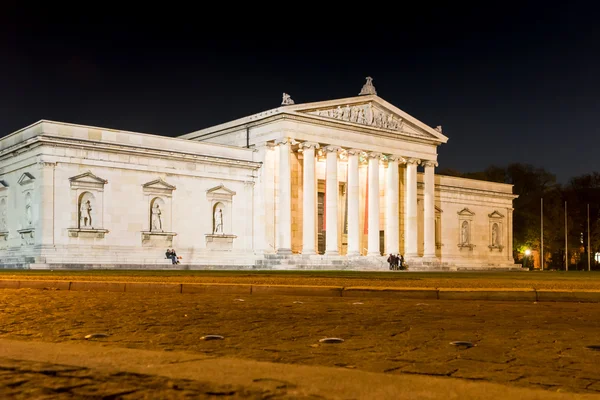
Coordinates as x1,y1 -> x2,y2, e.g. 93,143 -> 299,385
1,5 -> 598,183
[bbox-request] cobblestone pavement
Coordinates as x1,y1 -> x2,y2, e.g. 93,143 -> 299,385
3,271 -> 600,289
2,289 -> 600,396
0,358 -> 282,399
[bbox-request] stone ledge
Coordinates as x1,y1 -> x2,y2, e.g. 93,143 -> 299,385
70,281 -> 126,292
536,289 -> 600,303
67,228 -> 109,239
0,280 -> 19,289
125,282 -> 182,293
182,283 -> 251,294
438,288 -> 536,302
251,284 -> 343,297
2,280 -> 600,304
18,280 -> 71,290
343,287 -> 439,299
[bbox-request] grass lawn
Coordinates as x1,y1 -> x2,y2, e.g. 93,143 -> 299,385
1,269 -> 600,289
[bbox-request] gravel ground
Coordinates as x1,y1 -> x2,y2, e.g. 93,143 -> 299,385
2,271 -> 600,290
2,289 -> 600,395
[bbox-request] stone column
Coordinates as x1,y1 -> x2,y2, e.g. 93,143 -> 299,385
276,138 -> 292,254
324,146 -> 341,255
404,158 -> 420,258
507,208 -> 514,262
300,142 -> 319,255
367,152 -> 382,256
385,156 -> 401,255
346,149 -> 362,256
423,160 -> 438,259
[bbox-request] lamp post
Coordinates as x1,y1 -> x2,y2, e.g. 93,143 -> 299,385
524,249 -> 531,270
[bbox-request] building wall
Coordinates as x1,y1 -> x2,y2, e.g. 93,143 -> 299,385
0,121 -> 260,266
429,174 -> 515,266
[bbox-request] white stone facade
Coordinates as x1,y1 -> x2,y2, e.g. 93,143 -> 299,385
0,80 -> 518,270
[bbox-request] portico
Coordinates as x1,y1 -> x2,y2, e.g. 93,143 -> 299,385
272,139 -> 438,262
184,77 -> 453,267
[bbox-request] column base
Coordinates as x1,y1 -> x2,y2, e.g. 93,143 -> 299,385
277,248 -> 292,255
325,250 -> 339,256
346,251 -> 361,257
301,250 -> 316,255
367,252 -> 382,257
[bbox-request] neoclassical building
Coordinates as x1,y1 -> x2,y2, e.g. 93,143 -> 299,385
0,78 -> 518,270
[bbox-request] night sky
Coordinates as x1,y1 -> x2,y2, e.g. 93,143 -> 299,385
1,5 -> 598,183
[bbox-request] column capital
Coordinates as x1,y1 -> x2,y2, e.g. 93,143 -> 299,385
299,141 -> 320,150
405,157 -> 421,165
323,145 -> 343,153
346,148 -> 364,156
386,155 -> 406,163
422,160 -> 438,168
274,138 -> 297,146
367,152 -> 383,159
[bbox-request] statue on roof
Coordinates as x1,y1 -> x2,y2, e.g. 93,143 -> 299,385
359,76 -> 377,96
281,92 -> 295,105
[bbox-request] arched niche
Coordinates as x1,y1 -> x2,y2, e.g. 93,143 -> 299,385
212,202 -> 225,234
0,197 -> 7,238
68,171 -> 108,238
457,207 -> 475,251
141,179 -> 176,246
150,197 -> 166,232
205,184 -> 237,249
488,210 -> 505,251
78,191 -> 96,229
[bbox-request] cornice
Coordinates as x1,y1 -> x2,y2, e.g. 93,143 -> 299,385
25,135 -> 262,170
420,182 -> 518,199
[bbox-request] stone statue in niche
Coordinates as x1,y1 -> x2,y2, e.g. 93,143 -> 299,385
80,199 -> 93,228
213,207 -> 224,234
0,200 -> 6,231
461,221 -> 469,245
151,203 -> 163,232
25,193 -> 32,226
492,223 -> 499,246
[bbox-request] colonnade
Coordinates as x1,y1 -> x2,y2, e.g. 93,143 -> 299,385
276,138 -> 437,259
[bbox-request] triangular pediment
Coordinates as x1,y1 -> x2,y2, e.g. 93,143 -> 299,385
286,95 -> 448,143
0,179 -> 8,189
435,206 -> 443,213
488,210 -> 505,219
69,171 -> 107,184
18,172 -> 36,185
206,184 -> 236,196
457,207 -> 475,216
143,178 -> 176,191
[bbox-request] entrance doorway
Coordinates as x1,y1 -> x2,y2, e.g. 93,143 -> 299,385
317,192 -> 325,254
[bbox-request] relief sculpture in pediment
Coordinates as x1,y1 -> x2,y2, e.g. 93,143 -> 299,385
313,103 -> 403,132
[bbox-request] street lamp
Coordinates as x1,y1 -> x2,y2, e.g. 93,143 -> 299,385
524,249 -> 531,269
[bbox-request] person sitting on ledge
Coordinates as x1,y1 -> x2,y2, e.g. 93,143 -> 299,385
171,249 -> 180,264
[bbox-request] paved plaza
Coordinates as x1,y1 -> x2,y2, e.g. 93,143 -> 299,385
1,281 -> 600,398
